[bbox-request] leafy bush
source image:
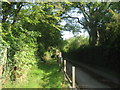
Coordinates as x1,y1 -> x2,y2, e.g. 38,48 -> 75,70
62,36 -> 89,53
42,51 -> 52,61
13,45 -> 37,81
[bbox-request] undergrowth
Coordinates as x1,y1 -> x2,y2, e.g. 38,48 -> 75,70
3,60 -> 67,88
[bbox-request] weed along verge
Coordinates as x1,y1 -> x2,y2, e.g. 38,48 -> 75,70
3,59 -> 66,88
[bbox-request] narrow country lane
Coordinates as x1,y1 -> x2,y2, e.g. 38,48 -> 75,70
66,61 -> 119,88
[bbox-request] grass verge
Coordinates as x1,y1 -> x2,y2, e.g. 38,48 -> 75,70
3,59 -> 67,88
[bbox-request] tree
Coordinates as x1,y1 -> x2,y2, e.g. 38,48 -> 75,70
2,2 -> 65,81
61,2 -> 119,46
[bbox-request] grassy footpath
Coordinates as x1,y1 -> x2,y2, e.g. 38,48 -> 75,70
3,60 -> 67,88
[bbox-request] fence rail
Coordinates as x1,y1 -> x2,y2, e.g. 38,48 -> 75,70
58,57 -> 79,88
58,57 -> 120,89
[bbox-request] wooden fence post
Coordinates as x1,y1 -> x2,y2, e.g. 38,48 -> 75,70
64,60 -> 67,82
64,60 -> 66,72
72,66 -> 75,88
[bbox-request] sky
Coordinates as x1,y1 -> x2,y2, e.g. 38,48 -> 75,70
61,30 -> 89,40
60,9 -> 89,40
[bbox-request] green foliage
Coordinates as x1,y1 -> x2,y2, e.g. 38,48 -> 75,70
3,60 -> 65,88
2,0 -> 10,4
100,9 -> 120,47
14,46 -> 37,77
1,2 -> 65,83
62,2 -> 119,46
42,51 -> 52,61
63,19 -> 81,33
62,36 -> 89,53
2,1 -> 119,86
0,47 -> 3,66
0,24 -> 5,66
62,2 -> 120,74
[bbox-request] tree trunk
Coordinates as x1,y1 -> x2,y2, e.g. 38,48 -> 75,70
89,27 -> 98,46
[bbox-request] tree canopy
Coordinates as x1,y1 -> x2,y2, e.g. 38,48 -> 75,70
1,1 -> 120,85
61,2 -> 120,46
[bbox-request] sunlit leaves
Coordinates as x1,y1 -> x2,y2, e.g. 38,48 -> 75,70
63,2 -> 119,46
2,2 -> 65,81
63,36 -> 89,52
2,0 -> 10,4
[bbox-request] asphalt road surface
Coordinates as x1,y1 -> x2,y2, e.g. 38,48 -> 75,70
66,61 -> 119,88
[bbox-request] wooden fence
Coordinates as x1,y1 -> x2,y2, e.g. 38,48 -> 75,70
58,57 -> 79,88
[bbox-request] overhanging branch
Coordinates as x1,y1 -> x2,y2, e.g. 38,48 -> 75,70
12,3 -> 23,25
62,15 -> 84,26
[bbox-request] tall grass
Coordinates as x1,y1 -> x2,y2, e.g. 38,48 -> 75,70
3,60 -> 66,88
